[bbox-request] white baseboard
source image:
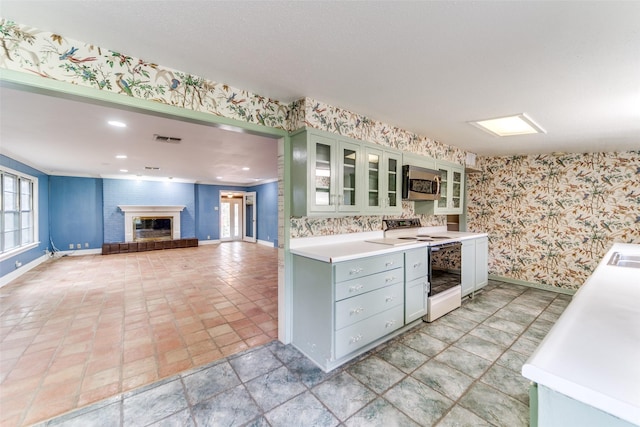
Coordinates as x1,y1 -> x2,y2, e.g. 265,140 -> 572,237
0,254 -> 50,288
258,239 -> 276,248
199,239 -> 221,246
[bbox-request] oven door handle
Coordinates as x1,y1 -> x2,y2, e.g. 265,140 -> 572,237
430,242 -> 461,251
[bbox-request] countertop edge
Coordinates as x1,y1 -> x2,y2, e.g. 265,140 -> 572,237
289,232 -> 488,263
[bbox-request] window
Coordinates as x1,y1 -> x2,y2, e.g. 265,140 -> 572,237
1,167 -> 38,258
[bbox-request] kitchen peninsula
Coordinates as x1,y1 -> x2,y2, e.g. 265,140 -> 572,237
290,227 -> 487,371
522,243 -> 640,427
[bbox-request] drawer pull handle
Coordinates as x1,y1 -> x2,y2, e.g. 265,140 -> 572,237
386,296 -> 394,303
349,284 -> 364,293
349,334 -> 363,344
350,307 -> 365,316
413,262 -> 422,268
385,261 -> 394,267
385,276 -> 396,283
385,320 -> 396,328
349,267 -> 364,275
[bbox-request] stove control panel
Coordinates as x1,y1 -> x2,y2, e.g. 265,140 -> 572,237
383,218 -> 421,230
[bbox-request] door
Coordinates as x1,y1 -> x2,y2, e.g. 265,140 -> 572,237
220,196 -> 243,241
243,192 -> 256,243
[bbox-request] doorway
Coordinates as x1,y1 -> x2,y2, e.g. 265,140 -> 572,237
244,192 -> 257,243
220,193 -> 244,241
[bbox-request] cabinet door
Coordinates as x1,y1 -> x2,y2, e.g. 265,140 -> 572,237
383,151 -> 403,214
337,140 -> 361,213
434,163 -> 464,215
364,146 -> 383,213
405,277 -> 428,323
461,240 -> 475,297
475,237 -> 488,290
308,134 -> 337,213
436,166 -> 449,210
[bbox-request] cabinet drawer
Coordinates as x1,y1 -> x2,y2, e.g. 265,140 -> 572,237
335,304 -> 404,359
405,248 -> 428,282
335,283 -> 404,330
335,268 -> 403,301
335,252 -> 404,283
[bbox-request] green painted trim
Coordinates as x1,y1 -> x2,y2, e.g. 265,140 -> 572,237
0,69 -> 288,138
489,274 -> 576,295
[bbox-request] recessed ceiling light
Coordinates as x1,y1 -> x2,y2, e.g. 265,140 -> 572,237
217,176 -> 223,180
108,120 -> 127,128
242,167 -> 250,171
470,113 -> 545,137
115,155 -> 127,159
120,169 -> 128,173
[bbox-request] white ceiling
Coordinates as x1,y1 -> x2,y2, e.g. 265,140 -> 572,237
1,1 -> 639,183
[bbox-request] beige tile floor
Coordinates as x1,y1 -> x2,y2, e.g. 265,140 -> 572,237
0,242 -> 278,426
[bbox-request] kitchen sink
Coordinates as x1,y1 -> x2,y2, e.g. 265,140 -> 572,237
607,252 -> 640,269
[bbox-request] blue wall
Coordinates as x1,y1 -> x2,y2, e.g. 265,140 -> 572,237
103,179 -> 196,243
0,155 -> 50,277
49,176 -> 103,251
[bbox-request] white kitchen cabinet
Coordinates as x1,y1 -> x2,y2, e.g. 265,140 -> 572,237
292,249 -> 424,372
461,236 -> 489,296
404,247 -> 428,323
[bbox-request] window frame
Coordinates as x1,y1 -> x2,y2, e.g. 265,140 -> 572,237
0,166 -> 39,261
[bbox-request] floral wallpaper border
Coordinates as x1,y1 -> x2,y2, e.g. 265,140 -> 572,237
0,19 -> 290,129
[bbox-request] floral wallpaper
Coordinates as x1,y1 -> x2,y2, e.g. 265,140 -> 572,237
467,151 -> 640,290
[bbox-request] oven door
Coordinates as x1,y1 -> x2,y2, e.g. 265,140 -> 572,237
425,242 -> 462,322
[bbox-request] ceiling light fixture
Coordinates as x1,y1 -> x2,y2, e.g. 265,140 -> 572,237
216,176 -> 223,180
108,120 -> 127,128
115,155 -> 127,159
470,113 -> 546,137
120,169 -> 128,173
242,167 -> 250,171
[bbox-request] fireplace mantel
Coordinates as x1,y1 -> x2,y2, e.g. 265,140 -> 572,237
118,205 -> 185,242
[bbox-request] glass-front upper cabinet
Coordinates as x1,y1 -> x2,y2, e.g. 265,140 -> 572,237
307,134 -> 338,213
437,167 -> 448,209
365,147 -> 382,211
314,141 -> 332,207
338,140 -> 361,212
452,170 -> 462,209
434,161 -> 464,215
364,147 -> 402,214
384,151 -> 402,214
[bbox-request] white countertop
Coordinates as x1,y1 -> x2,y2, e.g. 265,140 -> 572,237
522,242 -> 640,425
290,230 -> 487,263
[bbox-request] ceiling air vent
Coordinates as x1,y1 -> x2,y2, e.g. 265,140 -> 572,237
144,166 -> 160,170
153,134 -> 182,144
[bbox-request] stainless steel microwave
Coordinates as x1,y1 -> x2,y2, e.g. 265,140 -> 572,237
402,165 -> 441,200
